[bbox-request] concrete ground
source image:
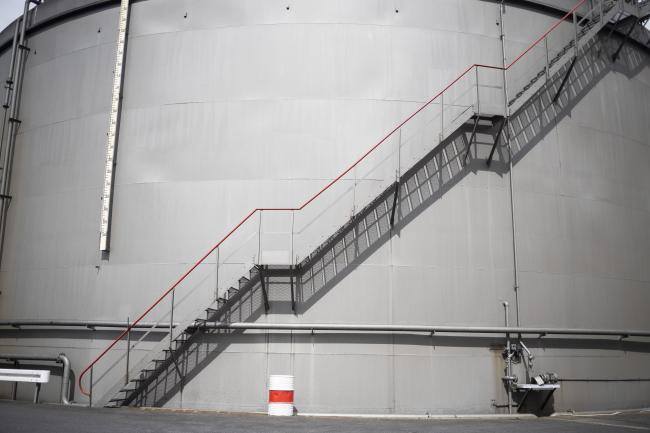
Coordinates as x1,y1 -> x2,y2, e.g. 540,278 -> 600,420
0,401 -> 649,433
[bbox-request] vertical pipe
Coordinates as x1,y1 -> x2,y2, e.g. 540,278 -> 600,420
503,301 -> 512,414
0,20 -> 21,170
58,354 -> 71,405
499,1 -> 521,327
0,0 -> 32,270
3,19 -> 20,107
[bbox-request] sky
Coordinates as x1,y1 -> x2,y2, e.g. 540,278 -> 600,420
0,0 -> 26,32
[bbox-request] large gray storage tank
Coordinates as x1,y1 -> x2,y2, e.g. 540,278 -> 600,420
0,0 -> 649,414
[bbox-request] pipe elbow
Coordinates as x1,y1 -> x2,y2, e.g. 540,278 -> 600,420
57,353 -> 71,405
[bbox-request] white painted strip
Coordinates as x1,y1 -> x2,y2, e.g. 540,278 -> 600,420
0,368 -> 50,383
100,0 -> 130,251
297,412 -> 536,420
554,418 -> 650,431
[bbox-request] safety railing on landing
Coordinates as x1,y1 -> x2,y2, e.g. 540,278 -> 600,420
78,0 -> 623,402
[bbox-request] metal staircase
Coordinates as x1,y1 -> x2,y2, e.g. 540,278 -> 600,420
76,0 -> 648,408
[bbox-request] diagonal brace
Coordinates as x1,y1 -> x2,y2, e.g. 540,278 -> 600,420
258,265 -> 270,312
389,181 -> 400,227
487,117 -> 506,167
552,56 -> 577,105
463,115 -> 480,166
611,19 -> 637,62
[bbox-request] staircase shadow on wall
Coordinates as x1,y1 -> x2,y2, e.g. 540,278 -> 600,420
128,34 -> 650,408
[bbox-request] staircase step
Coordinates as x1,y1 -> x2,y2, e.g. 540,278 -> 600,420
227,287 -> 238,298
238,276 -> 249,289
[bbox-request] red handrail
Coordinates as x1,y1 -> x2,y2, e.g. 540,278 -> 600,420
78,0 -> 588,397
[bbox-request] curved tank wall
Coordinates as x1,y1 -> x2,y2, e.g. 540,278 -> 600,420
0,0 -> 649,413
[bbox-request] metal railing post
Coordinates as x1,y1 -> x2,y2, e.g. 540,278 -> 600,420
169,290 -> 175,350
475,66 -> 480,116
440,93 -> 444,142
215,247 -> 220,301
600,0 -> 603,23
290,210 -> 295,267
257,211 -> 262,263
125,316 -> 130,385
545,37 -> 549,83
397,127 -> 402,179
89,366 -> 93,408
573,11 -> 579,56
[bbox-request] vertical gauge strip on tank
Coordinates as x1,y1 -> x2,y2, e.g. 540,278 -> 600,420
100,0 -> 130,252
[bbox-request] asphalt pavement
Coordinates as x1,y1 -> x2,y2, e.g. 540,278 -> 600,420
0,400 -> 649,433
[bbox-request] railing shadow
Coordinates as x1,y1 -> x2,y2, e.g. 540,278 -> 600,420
125,33 -> 649,408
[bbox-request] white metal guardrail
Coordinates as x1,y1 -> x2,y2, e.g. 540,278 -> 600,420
0,368 -> 50,403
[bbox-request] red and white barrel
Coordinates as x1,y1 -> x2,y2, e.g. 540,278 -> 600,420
268,374 -> 294,416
